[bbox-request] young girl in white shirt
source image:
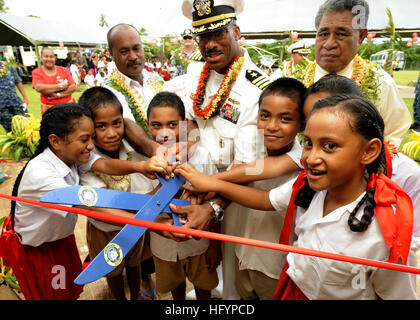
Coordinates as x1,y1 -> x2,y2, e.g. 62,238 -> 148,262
175,94 -> 417,300
0,103 -> 169,300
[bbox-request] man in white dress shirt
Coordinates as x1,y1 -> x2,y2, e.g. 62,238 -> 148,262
105,23 -> 162,159
104,23 -> 164,299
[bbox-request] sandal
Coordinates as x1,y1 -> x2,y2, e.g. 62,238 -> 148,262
139,287 -> 156,300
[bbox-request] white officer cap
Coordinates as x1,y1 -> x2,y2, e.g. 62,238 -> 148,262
182,0 -> 244,35
287,39 -> 311,54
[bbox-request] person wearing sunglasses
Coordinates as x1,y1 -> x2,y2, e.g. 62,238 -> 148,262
170,28 -> 204,77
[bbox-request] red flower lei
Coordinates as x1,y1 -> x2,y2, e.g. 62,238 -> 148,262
192,56 -> 245,120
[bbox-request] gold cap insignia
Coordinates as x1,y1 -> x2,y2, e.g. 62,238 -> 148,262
194,0 -> 212,16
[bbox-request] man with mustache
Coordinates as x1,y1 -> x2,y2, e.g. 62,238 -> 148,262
297,0 -> 411,146
168,0 -> 271,299
105,23 -> 163,159
104,23 -> 165,300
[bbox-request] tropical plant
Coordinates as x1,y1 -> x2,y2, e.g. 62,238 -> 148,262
99,13 -> 109,28
400,130 -> 420,162
382,8 -> 404,77
0,0 -> 8,13
0,113 -> 40,161
0,257 -> 20,292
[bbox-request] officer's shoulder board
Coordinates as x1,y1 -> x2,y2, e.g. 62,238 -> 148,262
246,69 -> 272,91
189,50 -> 205,62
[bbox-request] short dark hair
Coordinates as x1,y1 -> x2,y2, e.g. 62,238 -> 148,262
107,23 -> 139,50
147,91 -> 185,120
304,74 -> 364,101
78,86 -> 123,119
315,0 -> 369,29
258,77 -> 306,120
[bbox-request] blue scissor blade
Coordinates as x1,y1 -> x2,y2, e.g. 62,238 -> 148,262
74,174 -> 185,285
41,186 -> 190,213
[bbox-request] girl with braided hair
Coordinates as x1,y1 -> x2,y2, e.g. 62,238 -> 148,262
175,94 -> 416,300
0,103 -> 170,300
302,75 -> 420,241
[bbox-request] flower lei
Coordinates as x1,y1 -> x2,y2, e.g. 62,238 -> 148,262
105,70 -> 159,137
296,55 -> 381,102
283,60 -> 294,77
175,47 -> 195,71
0,63 -> 10,79
179,48 -> 189,64
192,56 -> 245,120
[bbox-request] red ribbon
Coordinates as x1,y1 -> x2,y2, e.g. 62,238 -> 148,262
279,171 -> 307,245
367,173 -> 414,264
1,193 -> 419,274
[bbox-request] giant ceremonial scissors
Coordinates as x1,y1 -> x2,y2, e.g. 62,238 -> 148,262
40,173 -> 188,285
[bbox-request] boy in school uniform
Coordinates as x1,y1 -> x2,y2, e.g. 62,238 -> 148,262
78,87 -> 161,300
147,91 -> 220,300
234,78 -> 306,299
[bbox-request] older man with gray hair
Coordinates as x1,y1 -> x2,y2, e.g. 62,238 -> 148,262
298,0 -> 411,146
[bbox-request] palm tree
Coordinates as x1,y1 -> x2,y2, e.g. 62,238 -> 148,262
384,8 -> 397,77
99,13 -> 109,28
0,0 -> 9,13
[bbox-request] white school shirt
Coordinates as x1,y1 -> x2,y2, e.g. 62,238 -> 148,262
94,73 -> 106,87
184,50 -> 265,171
84,74 -> 95,88
80,139 -> 158,233
149,145 -> 216,261
14,147 -> 100,247
314,60 -> 411,147
269,180 -> 418,300
287,142 -> 420,243
235,168 -> 298,279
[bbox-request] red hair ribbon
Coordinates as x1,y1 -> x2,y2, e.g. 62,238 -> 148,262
279,169 -> 414,266
384,141 -> 399,178
367,173 -> 414,265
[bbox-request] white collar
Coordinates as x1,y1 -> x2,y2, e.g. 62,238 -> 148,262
310,189 -> 367,224
116,69 -> 150,89
42,147 -> 74,178
315,59 -> 354,82
210,49 -> 252,77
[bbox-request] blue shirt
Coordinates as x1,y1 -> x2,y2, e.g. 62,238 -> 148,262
0,61 -> 23,109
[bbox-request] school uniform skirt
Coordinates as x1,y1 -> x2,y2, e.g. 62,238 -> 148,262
272,262 -> 308,300
0,215 -> 83,300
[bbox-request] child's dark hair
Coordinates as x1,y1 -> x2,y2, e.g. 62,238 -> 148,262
258,77 -> 306,120
295,94 -> 386,232
10,103 -> 91,229
147,91 -> 185,120
304,74 -> 364,100
78,86 -> 123,119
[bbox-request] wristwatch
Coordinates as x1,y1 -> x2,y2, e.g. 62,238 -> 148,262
205,200 -> 224,222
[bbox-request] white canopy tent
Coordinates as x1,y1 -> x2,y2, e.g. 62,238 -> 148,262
0,13 -> 107,47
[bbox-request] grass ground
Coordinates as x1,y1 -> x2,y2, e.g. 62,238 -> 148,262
0,83 -> 87,135
393,70 -> 420,86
